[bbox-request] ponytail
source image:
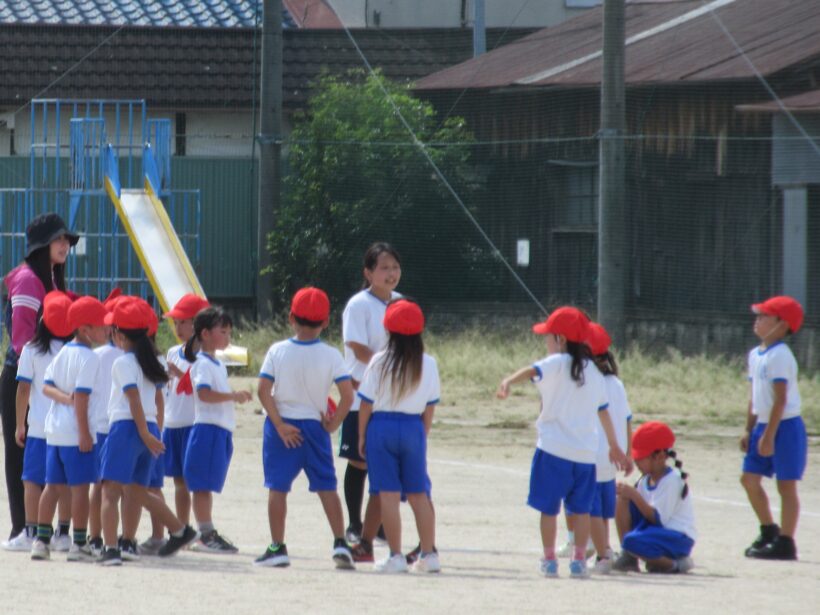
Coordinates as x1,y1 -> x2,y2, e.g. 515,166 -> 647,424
666,449 -> 690,499
593,351 -> 619,377
118,328 -> 168,384
184,306 -> 233,363
565,340 -> 591,385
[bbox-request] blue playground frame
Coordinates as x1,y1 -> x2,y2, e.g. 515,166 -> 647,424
0,99 -> 200,303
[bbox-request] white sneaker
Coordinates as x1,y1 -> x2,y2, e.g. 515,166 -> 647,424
413,552 -> 441,573
52,534 -> 71,552
374,554 -> 408,573
31,540 -> 50,561
67,543 -> 96,563
556,540 -> 573,558
592,557 -> 612,575
676,556 -> 695,573
2,531 -> 34,552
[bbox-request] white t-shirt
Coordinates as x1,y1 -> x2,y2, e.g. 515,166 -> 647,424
595,375 -> 632,482
357,351 -> 440,415
636,468 -> 697,541
91,342 -> 124,435
259,338 -> 350,421
342,289 -> 401,410
15,340 -> 64,439
748,342 -> 801,423
108,353 -> 162,425
191,352 -> 235,432
43,342 -> 101,446
165,344 -> 195,428
531,353 -> 609,464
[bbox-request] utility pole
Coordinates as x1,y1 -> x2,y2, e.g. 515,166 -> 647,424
473,0 -> 486,57
598,0 -> 627,347
257,0 -> 282,321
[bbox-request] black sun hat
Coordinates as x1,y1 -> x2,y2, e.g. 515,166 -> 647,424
25,213 -> 80,257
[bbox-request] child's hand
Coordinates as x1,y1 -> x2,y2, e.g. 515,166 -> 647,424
757,435 -> 774,457
141,432 -> 166,457
14,426 -> 26,448
322,413 -> 342,434
276,422 -> 303,448
233,390 -> 253,404
609,445 -> 629,471
167,363 -> 185,379
496,379 -> 511,399
358,435 -> 366,460
739,433 -> 749,452
616,482 -> 638,501
78,431 -> 94,453
622,457 -> 634,477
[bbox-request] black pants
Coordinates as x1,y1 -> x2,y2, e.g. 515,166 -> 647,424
0,363 -> 25,539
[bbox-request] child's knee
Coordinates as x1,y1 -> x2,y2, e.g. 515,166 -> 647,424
776,479 -> 798,497
740,472 -> 761,490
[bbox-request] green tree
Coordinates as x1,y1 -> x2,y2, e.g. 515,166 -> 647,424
267,70 -> 496,310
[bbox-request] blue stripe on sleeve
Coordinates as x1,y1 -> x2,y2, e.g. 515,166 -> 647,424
15,376 -> 32,383
196,384 -> 212,391
531,364 -> 543,380
772,378 -> 788,383
122,384 -> 137,392
357,391 -> 374,403
44,379 -> 55,386
259,373 -> 275,382
427,398 -> 440,406
75,387 -> 92,394
597,403 -> 609,411
334,375 -> 352,383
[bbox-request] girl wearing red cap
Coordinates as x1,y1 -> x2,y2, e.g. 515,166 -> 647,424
357,299 -> 440,573
740,295 -> 807,560
2,213 -> 77,540
0,292 -> 74,552
497,307 -> 628,579
613,421 -> 696,574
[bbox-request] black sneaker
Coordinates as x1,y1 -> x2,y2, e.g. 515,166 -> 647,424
344,524 -> 362,545
254,543 -> 290,567
744,524 -> 780,557
158,526 -> 199,557
97,547 -> 122,567
406,543 -> 437,565
193,529 -> 239,554
88,536 -> 104,557
611,551 -> 640,573
332,538 -> 355,570
118,538 -> 140,562
747,535 -> 797,560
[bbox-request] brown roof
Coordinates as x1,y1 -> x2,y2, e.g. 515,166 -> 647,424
737,89 -> 820,113
283,0 -> 344,29
415,0 -> 820,91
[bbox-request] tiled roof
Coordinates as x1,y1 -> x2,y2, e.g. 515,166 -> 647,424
0,24 -> 535,109
737,90 -> 820,114
416,0 -> 820,91
0,0 -> 267,28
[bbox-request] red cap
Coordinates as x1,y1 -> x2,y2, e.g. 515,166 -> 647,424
586,322 -> 612,356
43,291 -> 74,338
532,307 -> 590,342
103,287 -> 123,310
68,296 -> 108,329
105,296 -> 155,330
384,299 -> 425,335
751,295 -> 804,334
631,421 -> 676,460
290,287 -> 330,322
147,308 -> 159,336
164,294 -> 210,320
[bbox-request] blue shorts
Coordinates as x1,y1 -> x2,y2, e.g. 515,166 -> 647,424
263,418 -> 337,492
149,450 -> 165,489
527,449 -> 596,516
163,426 -> 193,478
743,416 -> 807,481
183,424 -> 233,493
623,502 -> 694,559
95,432 -> 108,468
365,412 -> 428,495
46,444 -> 99,486
100,421 -> 161,487
339,410 -> 364,463
22,436 -> 47,485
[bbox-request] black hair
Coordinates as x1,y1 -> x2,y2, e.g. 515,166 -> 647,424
380,332 -> 424,405
24,245 -> 66,293
593,351 -> 619,377
117,328 -> 169,385
361,242 -> 401,289
666,449 -> 690,499
294,315 -> 324,328
183,306 -> 233,363
30,309 -> 73,355
566,340 -> 592,385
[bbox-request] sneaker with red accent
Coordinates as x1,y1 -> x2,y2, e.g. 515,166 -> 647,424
351,540 -> 374,563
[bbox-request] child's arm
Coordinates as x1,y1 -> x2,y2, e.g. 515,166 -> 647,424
74,392 -> 94,453
623,418 -> 634,476
422,404 -> 436,436
346,341 -> 374,367
758,382 -> 787,457
496,366 -> 538,399
167,362 -> 185,380
740,386 -> 755,452
256,378 -> 303,448
43,383 -> 73,406
323,379 -> 354,434
14,382 -> 31,447
124,388 -> 164,456
598,408 -> 629,470
357,399 -> 374,459
616,482 -> 659,525
155,387 -> 165,432
197,388 -> 252,405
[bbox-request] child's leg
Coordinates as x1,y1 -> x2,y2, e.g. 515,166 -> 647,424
102,481 -> 123,547
572,513 -> 591,560
148,487 -> 166,540
173,477 -> 191,526
361,494 -> 382,542
590,516 -> 609,557
379,492 -> 402,554
23,481 -> 42,525
127,484 -> 185,535
192,490 -> 213,527
69,484 -> 90,544
406,493 -> 435,553
565,510 -> 575,542
121,486 -> 142,540
344,461 -> 367,531
89,482 -> 103,539
776,480 -> 799,538
267,490 -> 287,544
317,490 -> 344,540
614,493 -> 632,545
540,513 -> 558,558
57,488 -> 72,533
643,556 -> 677,572
740,472 -> 774,525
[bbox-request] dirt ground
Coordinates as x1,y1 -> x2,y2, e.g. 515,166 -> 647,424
0,390 -> 818,615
